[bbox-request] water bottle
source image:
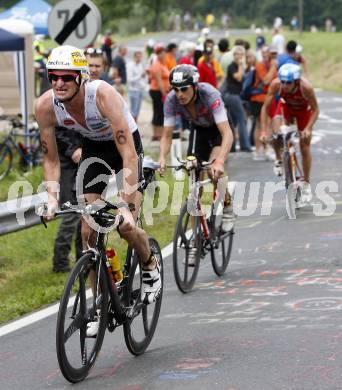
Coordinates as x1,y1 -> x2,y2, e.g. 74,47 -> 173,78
106,247 -> 123,283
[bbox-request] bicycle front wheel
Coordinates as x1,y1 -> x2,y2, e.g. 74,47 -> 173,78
284,151 -> 302,218
123,237 -> 163,355
56,253 -> 108,383
0,143 -> 12,180
210,223 -> 234,276
173,203 -> 202,293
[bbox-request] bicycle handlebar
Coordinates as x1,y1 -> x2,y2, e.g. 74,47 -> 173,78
167,157 -> 214,171
38,200 -> 134,229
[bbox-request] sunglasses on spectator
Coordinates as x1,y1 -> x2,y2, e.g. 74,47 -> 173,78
173,85 -> 191,93
280,80 -> 294,85
48,72 -> 79,83
84,48 -> 103,55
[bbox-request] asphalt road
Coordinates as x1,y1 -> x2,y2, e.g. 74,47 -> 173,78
1,89 -> 342,390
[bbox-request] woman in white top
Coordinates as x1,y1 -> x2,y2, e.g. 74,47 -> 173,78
127,51 -> 147,122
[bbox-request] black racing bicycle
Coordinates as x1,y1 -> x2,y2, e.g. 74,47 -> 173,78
172,156 -> 234,293
40,200 -> 163,383
278,124 -> 304,219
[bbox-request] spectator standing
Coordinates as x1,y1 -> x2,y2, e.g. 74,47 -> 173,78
223,46 -> 251,152
109,44 -> 128,95
101,30 -> 114,67
206,13 -> 215,27
255,28 -> 266,61
197,39 -> 224,88
183,11 -> 192,30
250,45 -> 278,160
145,39 -> 155,58
127,51 -> 147,122
178,41 -> 196,65
218,38 -> 230,78
221,13 -> 231,30
245,49 -> 257,146
290,16 -> 299,30
271,28 -> 285,54
52,127 -> 83,273
33,35 -> 46,97
164,43 -> 178,71
85,48 -> 111,83
174,14 -> 181,32
325,18 -> 334,32
149,44 -> 170,141
273,16 -> 283,29
277,40 -> 309,78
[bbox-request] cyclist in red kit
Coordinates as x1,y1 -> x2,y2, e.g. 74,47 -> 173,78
260,63 -> 319,201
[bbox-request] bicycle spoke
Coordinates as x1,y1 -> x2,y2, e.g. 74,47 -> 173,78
142,306 -> 149,335
78,272 -> 87,316
80,328 -> 87,366
56,253 -> 108,382
63,313 -> 84,343
124,238 -> 163,355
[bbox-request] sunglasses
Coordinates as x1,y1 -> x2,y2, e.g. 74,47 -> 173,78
280,80 -> 294,85
84,48 -> 103,55
173,85 -> 191,93
48,72 -> 79,83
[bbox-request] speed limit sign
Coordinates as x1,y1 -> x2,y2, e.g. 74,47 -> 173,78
48,0 -> 102,48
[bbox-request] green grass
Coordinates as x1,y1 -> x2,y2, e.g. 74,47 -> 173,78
0,166 -> 188,324
0,166 -> 44,202
285,31 -> 342,92
244,30 -> 342,92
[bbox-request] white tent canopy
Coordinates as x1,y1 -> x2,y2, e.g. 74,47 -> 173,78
0,20 -> 34,146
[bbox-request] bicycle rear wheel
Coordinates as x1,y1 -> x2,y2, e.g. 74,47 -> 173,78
123,237 -> 163,355
56,253 -> 108,383
173,203 -> 202,293
210,209 -> 234,276
0,143 -> 12,180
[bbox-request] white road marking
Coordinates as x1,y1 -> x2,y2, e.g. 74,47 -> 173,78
270,216 -> 286,226
319,113 -> 342,124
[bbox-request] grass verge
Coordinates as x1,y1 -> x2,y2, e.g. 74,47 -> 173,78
244,30 -> 342,92
0,167 -> 185,325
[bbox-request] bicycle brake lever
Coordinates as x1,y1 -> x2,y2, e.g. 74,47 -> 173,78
40,216 -> 47,229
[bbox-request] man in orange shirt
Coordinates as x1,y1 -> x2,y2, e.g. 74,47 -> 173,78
164,43 -> 178,71
250,45 -> 278,160
149,44 -> 170,141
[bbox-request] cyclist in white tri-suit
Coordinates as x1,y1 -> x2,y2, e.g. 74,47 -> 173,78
34,46 -> 161,333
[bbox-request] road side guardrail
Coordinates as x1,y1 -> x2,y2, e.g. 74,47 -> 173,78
0,192 -> 47,236
0,178 -> 120,236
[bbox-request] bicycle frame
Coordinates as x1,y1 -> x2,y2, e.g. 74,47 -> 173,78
45,204 -> 133,327
88,230 -> 127,326
280,124 -> 303,184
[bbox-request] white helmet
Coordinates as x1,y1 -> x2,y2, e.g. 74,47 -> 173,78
46,45 -> 89,85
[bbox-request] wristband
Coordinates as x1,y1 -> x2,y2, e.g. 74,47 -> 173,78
214,159 -> 225,165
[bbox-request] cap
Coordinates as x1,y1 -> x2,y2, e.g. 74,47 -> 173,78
295,44 -> 303,53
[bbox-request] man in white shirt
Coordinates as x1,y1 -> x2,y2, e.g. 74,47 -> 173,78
271,27 -> 285,54
127,51 -> 147,122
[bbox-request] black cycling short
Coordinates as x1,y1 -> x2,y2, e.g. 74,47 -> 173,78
149,90 -> 164,126
79,130 -> 145,195
249,101 -> 263,118
187,124 -> 222,162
